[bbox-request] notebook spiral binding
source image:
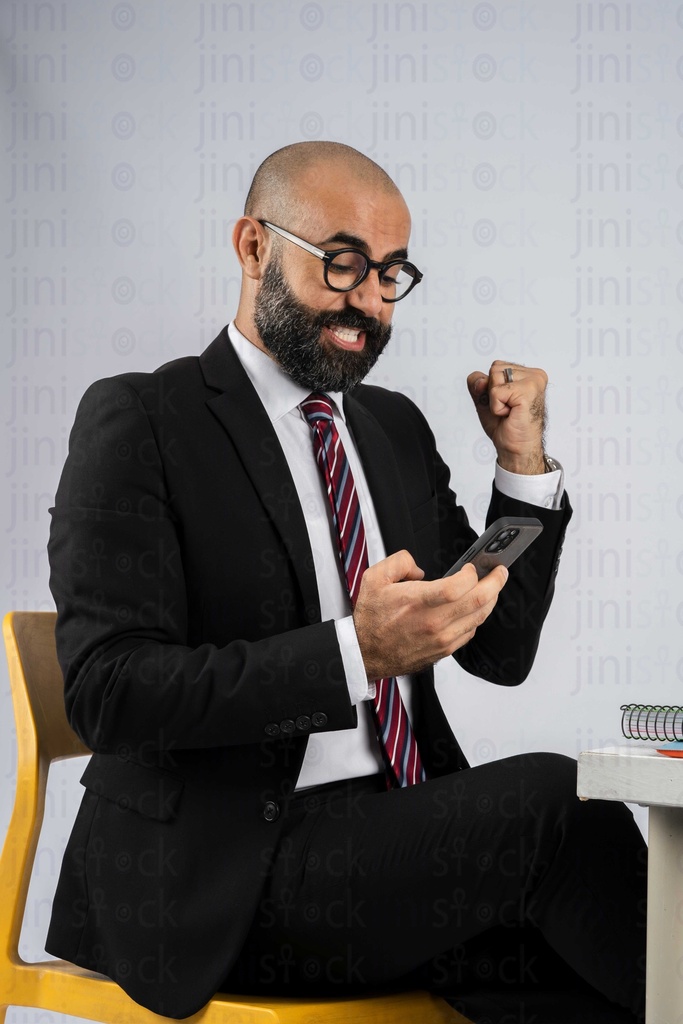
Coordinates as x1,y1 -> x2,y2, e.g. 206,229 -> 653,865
620,704 -> 683,742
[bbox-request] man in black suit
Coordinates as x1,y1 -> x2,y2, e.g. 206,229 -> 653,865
47,142 -> 646,1022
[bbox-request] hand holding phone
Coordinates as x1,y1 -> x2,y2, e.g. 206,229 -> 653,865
443,516 -> 543,580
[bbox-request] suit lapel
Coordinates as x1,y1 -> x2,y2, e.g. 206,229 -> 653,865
344,393 -> 415,559
199,330 -> 321,623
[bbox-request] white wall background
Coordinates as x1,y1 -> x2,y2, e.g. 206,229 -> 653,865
1,1 -> 682,1018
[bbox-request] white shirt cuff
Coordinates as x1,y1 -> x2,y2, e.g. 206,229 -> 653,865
335,616 -> 376,703
495,459 -> 564,511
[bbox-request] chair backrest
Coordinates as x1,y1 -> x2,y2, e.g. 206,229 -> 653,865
1,611 -> 90,964
4,611 -> 90,764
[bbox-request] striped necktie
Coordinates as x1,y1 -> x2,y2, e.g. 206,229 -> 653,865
301,392 -> 425,788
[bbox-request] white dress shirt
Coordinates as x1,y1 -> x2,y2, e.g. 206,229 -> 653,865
227,322 -> 563,787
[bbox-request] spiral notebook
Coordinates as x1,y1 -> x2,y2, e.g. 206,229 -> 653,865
620,704 -> 683,758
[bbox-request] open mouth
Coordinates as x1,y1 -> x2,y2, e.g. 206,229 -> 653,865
324,324 -> 366,351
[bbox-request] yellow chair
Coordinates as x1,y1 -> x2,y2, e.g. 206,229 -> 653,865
1,611 -> 467,1024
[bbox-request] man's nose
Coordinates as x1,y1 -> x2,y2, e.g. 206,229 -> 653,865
347,271 -> 384,319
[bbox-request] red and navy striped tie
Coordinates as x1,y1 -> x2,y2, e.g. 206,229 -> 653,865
301,392 -> 425,788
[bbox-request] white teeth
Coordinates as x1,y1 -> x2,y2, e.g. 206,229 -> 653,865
330,326 -> 360,342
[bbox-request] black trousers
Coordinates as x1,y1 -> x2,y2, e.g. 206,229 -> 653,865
225,753 -> 647,1023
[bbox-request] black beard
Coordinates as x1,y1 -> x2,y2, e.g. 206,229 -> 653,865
253,257 -> 392,393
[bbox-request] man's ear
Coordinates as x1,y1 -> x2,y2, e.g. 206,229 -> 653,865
232,217 -> 268,280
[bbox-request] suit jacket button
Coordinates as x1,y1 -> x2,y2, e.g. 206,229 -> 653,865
263,801 -> 280,822
311,712 -> 328,728
280,719 -> 295,734
295,715 -> 311,731
265,722 -> 280,737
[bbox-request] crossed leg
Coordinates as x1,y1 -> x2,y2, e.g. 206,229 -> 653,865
227,752 -> 646,1023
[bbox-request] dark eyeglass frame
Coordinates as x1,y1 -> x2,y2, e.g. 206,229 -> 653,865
259,220 -> 423,303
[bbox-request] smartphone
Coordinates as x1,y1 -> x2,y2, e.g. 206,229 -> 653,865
443,516 -> 543,580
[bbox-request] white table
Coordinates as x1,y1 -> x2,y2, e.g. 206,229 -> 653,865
578,745 -> 683,1024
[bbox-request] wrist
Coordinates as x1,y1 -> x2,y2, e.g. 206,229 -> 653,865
496,449 -> 546,475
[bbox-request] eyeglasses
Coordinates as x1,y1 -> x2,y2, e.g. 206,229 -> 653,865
260,221 -> 423,302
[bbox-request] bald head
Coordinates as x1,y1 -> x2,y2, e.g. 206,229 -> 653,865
244,141 -> 401,227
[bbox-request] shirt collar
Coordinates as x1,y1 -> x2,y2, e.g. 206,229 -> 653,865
227,321 -> 346,424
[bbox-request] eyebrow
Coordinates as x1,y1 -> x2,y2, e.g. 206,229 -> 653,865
318,231 -> 409,262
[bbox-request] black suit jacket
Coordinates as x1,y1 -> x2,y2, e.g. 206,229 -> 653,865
46,328 -> 570,1017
